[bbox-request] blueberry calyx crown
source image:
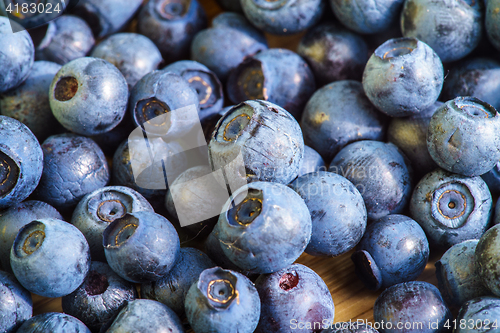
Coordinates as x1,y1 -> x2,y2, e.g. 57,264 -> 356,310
431,181 -> 474,228
85,270 -> 109,296
0,150 -> 19,198
13,221 -> 46,258
233,59 -> 266,101
54,76 -> 79,102
157,0 -> 189,20
97,200 -> 127,223
228,188 -> 263,226
183,70 -> 221,109
279,272 -> 299,291
103,214 -> 138,248
215,104 -> 255,142
251,0 -> 288,10
199,267 -> 238,310
375,37 -> 418,60
136,98 -> 171,126
451,96 -> 496,119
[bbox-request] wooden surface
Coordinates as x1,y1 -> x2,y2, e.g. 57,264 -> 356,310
33,0 -> 445,327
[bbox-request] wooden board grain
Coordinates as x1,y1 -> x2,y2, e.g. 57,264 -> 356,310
33,0 -> 445,328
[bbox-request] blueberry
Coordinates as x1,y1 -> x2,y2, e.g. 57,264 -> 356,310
61,261 -> 138,332
209,100 -> 304,185
0,17 -> 34,93
191,12 -> 268,81
185,267 -> 261,333
442,58 -> 500,111
481,161 -> 500,195
71,186 -> 154,262
72,0 -> 143,38
165,165 -> 228,235
128,70 -> 200,138
103,299 -> 184,333
49,57 -> 128,136
435,240 -> 490,310
410,168 -> 492,248
352,214 -> 429,290
34,15 -> 95,65
138,0 -> 207,64
290,171 -> 367,257
0,116 -> 43,209
387,102 -> 442,178
255,263 -> 335,333
163,60 -> 224,120
297,145 -> 326,177
475,224 -> 500,297
102,211 -> 180,283
0,61 -> 61,141
301,80 -> 387,162
454,296 -> 500,333
401,0 -> 483,62
297,23 -> 369,85
329,0 -> 404,34
427,97 -> 500,177
214,181 -> 312,274
216,0 -> 243,12
91,33 -> 163,90
35,134 -> 110,212
141,247 -> 215,316
241,0 -> 325,35
227,48 -> 316,119
486,0 -> 500,51
329,141 -> 413,221
494,196 -> 500,225
0,200 -> 62,272
362,37 -> 444,117
0,271 -> 32,333
16,312 -> 91,333
10,218 -> 91,298
373,281 -> 452,333
321,322 -> 379,333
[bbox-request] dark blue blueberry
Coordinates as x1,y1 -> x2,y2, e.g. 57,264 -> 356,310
0,61 -> 61,141
102,211 -> 180,283
61,261 -> 138,332
72,0 -> 143,38
455,297 -> 500,333
137,0 -> 207,64
387,102 -> 442,178
0,200 -> 62,272
185,267 -> 261,333
373,281 -> 452,333
227,48 -> 316,119
0,116 -> 43,209
362,37 -> 444,117
128,70 -> 199,138
141,247 -> 215,316
297,22 -> 369,85
255,263 -> 335,333
329,141 -> 413,221
241,0 -> 325,35
91,33 -> 163,90
191,12 -> 268,81
163,60 -> 224,120
49,57 -> 128,136
401,0 -> 483,62
214,181 -> 312,274
435,240 -> 490,310
297,145 -> 326,177
165,166 -> 228,237
290,171 -> 367,257
427,97 -> 500,177
321,322 -> 379,332
16,312 -> 90,333
71,186 -> 154,262
209,100 -> 304,185
0,271 -> 32,333
410,168 -> 492,249
442,58 -> 500,111
216,0 -> 243,12
481,161 -> 500,195
301,80 -> 387,162
352,214 -> 429,291
329,0 -> 404,34
475,224 -> 500,296
103,299 -> 184,333
486,0 -> 500,51
0,17 -> 34,93
35,134 -> 110,212
34,15 -> 95,65
10,218 -> 91,298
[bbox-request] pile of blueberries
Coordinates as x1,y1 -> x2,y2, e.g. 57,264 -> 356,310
3,0 -> 500,332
